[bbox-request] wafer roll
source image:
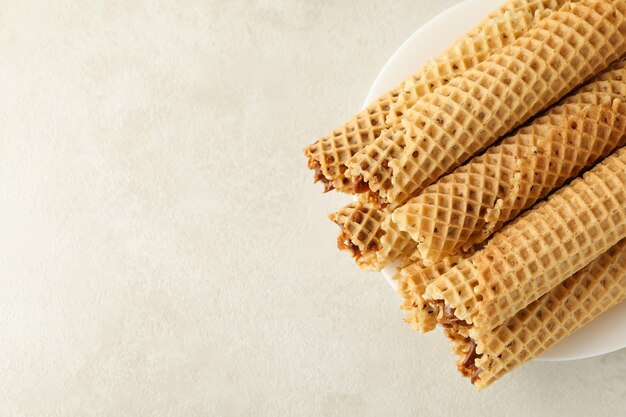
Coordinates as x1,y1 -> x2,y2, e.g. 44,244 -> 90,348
387,4 -> 560,125
396,255 -> 466,333
347,0 -> 626,208
393,60 -> 626,263
304,1 -> 561,194
424,146 -> 626,333
329,202 -> 416,271
446,239 -> 626,390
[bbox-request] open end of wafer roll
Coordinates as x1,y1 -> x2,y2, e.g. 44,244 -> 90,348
395,254 -> 466,333
329,202 -> 418,271
422,259 -> 479,329
307,157 -> 339,193
329,202 -> 384,271
444,331 -> 485,386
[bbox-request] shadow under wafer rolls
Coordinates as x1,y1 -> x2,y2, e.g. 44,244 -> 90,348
393,58 -> 626,264
346,0 -> 626,209
424,146 -> 626,333
304,0 -> 564,194
445,239 -> 626,390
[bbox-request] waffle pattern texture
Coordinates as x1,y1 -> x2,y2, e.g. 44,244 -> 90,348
393,60 -> 626,264
446,239 -> 626,390
386,5 -> 558,125
395,255 -> 466,333
329,202 -> 415,271
425,146 -> 626,332
346,0 -> 626,208
304,0 -> 564,194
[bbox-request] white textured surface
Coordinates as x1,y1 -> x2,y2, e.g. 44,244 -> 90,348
0,1 -> 624,416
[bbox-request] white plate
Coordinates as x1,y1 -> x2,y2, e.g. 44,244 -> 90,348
363,0 -> 626,361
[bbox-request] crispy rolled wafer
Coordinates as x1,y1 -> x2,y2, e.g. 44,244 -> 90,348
347,0 -> 626,208
387,4 -> 561,125
445,239 -> 626,390
424,146 -> 626,333
329,202 -> 416,271
396,254 -> 466,333
304,1 -> 561,194
393,60 -> 626,263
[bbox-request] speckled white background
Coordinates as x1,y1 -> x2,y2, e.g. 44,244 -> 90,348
0,1 -> 624,416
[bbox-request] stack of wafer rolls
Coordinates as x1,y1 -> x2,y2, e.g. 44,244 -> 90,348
304,0 -> 626,390
393,59 -> 626,264
346,0 -> 626,209
424,146 -> 626,333
304,0 -> 567,194
446,239 -> 626,389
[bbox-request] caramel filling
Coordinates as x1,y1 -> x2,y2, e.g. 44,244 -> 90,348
309,159 -> 335,192
436,302 -> 483,384
434,300 -> 471,329
353,175 -> 370,194
352,175 -> 388,209
458,339 -> 483,384
337,231 -> 361,258
336,229 -> 381,260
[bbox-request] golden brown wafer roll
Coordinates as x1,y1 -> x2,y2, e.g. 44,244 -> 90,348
445,239 -> 626,390
347,0 -> 626,209
393,60 -> 626,264
424,146 -> 626,333
386,3 -> 562,125
304,1 -> 562,194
